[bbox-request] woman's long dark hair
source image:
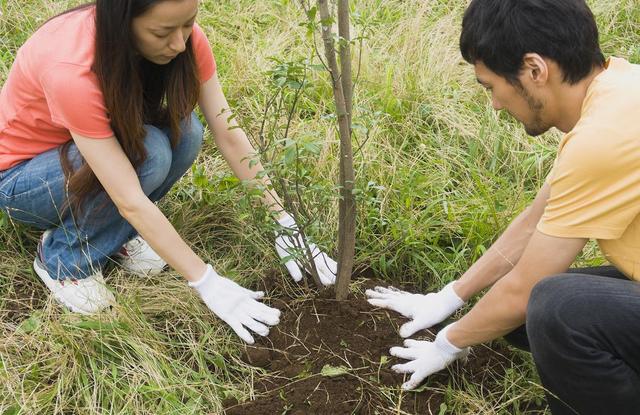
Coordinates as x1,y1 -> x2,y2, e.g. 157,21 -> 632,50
57,0 -> 200,214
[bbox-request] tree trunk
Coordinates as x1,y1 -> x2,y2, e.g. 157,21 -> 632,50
317,0 -> 356,300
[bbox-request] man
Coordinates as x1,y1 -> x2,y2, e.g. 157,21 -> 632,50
366,1 -> 640,414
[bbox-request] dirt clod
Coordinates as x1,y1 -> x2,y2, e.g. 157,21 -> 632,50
241,345 -> 271,368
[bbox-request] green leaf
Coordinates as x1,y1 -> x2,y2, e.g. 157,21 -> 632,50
16,312 -> 43,335
3,404 -> 20,415
351,123 -> 369,135
320,16 -> 335,27
72,320 -> 119,331
216,176 -> 240,191
286,80 -> 303,90
320,364 -> 349,378
209,353 -> 226,370
306,6 -> 317,21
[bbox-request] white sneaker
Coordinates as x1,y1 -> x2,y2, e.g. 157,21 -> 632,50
34,231 -> 116,315
115,236 -> 166,276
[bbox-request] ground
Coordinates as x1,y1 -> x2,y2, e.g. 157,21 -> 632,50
1,0 -> 638,414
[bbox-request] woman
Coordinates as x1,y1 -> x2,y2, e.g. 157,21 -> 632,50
0,0 -> 337,344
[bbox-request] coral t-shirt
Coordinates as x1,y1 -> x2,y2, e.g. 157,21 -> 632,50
538,57 -> 640,280
0,6 -> 216,171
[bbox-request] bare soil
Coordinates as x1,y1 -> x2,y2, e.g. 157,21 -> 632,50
223,276 -> 546,415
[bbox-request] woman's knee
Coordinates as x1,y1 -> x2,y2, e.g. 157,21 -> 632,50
139,125 -> 173,195
175,112 -> 204,164
185,112 -> 204,142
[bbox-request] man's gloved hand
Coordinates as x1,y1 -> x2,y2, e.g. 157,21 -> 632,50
390,323 -> 470,390
365,281 -> 465,337
190,264 -> 281,344
275,212 -> 337,286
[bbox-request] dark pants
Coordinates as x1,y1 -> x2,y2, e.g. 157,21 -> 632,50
504,266 -> 640,415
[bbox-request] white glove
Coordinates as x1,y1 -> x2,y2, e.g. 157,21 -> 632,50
390,323 -> 470,390
366,281 -> 464,337
275,213 -> 337,286
190,264 -> 281,344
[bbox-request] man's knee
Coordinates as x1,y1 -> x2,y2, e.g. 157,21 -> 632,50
527,275 -> 575,339
503,325 -> 531,351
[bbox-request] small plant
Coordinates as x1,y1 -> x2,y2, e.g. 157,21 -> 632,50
229,0 -> 362,295
299,0 -> 357,299
316,0 -> 356,300
245,57 -> 339,288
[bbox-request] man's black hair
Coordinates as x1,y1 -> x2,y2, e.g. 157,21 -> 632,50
460,0 -> 605,84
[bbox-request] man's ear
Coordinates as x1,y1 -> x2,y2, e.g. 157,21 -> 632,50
521,53 -> 549,86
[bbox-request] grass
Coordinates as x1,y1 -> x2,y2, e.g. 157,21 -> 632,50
1,0 -> 639,413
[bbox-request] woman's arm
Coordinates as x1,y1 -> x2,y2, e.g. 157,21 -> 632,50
197,74 -> 285,218
71,132 -> 206,282
197,74 -> 338,286
71,131 -> 280,343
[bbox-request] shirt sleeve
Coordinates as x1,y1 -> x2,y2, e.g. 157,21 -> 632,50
544,153 -> 559,185
191,23 -> 217,83
537,127 -> 640,240
40,63 -> 114,138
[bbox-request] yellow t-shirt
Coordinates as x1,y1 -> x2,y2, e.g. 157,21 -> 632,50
538,57 -> 640,280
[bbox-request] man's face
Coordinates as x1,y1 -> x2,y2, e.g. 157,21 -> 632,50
131,0 -> 199,65
474,61 -> 551,136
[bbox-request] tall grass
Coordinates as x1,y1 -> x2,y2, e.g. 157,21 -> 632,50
1,0 -> 638,413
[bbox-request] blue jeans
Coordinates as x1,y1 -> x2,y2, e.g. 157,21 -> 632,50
0,113 -> 203,280
504,266 -> 640,415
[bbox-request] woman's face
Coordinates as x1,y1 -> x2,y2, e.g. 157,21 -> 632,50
131,0 -> 199,65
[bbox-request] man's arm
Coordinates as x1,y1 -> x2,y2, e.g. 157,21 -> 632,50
366,182 -> 553,338
454,182 -> 551,300
448,230 -> 587,347
386,228 -> 586,390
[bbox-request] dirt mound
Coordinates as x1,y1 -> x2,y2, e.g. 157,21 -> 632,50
223,278 -> 538,414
